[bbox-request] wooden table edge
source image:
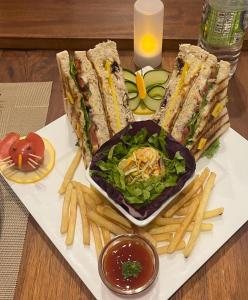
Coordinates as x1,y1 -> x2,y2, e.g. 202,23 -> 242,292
2,37 -> 248,50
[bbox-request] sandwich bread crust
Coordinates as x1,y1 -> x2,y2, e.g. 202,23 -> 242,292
74,51 -> 110,149
56,50 -> 92,166
87,40 -> 134,136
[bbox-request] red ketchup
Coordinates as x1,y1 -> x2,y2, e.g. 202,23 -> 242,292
103,239 -> 155,292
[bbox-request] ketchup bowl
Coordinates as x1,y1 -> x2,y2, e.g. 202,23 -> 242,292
98,234 -> 159,295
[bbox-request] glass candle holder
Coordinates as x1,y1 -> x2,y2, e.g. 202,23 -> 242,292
134,0 -> 164,68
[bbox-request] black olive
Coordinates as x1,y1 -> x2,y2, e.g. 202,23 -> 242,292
176,57 -> 184,73
111,61 -> 120,73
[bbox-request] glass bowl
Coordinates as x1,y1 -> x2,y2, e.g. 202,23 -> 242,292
98,234 -> 159,295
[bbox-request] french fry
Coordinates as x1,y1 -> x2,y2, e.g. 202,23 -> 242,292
161,175 -> 200,215
101,227 -> 111,246
91,186 -> 110,204
60,182 -> 73,234
76,186 -> 90,245
184,172 -> 216,258
76,182 -> 102,205
59,149 -> 82,194
167,206 -> 224,220
164,168 -> 210,217
157,241 -> 186,255
72,182 -> 97,210
180,175 -> 199,195
87,210 -> 127,235
167,196 -> 200,253
153,216 -> 184,226
83,193 -> 97,210
175,193 -> 201,216
203,207 -> 224,219
175,207 -> 190,216
136,227 -> 157,247
152,232 -> 173,242
91,222 -> 103,257
66,188 -> 77,246
97,205 -> 132,229
119,224 -> 134,234
148,222 -> 213,235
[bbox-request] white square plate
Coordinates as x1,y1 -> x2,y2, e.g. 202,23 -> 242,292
4,114 -> 248,300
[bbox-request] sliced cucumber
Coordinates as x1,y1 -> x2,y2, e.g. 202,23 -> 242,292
143,94 -> 164,111
134,102 -> 154,115
123,69 -> 136,84
144,69 -> 170,88
125,80 -> 138,93
148,85 -> 166,100
128,95 -> 141,111
128,92 -> 138,99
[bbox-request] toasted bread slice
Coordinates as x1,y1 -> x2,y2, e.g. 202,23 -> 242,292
87,40 -> 134,136
74,51 -> 110,151
56,50 -> 92,166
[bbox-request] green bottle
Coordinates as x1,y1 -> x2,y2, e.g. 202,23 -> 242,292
198,0 -> 248,75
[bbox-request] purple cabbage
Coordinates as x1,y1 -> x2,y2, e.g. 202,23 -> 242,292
90,121 -> 196,220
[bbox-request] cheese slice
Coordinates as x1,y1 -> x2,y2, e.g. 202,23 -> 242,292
105,60 -> 121,131
212,102 -> 224,118
197,138 -> 207,150
161,63 -> 189,130
76,122 -> 81,138
66,90 -> 74,104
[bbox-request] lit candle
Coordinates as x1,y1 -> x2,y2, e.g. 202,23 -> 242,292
134,0 -> 164,68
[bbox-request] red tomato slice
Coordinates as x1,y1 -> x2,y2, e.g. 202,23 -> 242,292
0,132 -> 20,159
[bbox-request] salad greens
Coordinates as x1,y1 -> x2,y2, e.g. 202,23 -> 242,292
202,138 -> 220,158
69,60 -> 92,154
185,81 -> 214,146
92,128 -> 186,205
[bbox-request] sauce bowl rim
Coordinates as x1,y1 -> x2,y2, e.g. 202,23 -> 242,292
98,233 -> 159,295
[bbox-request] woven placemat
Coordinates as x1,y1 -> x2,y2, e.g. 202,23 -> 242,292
0,82 -> 52,300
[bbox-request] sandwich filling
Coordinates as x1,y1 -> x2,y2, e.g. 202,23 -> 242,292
105,60 -> 122,131
69,60 -> 95,153
155,44 -> 231,160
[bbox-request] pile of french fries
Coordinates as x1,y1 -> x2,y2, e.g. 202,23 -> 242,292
58,149 -> 224,258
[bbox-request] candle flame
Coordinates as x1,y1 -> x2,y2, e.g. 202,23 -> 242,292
140,34 -> 157,53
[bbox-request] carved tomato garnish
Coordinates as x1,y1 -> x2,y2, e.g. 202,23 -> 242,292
9,132 -> 45,171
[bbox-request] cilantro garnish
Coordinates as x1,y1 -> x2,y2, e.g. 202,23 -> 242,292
122,261 -> 142,279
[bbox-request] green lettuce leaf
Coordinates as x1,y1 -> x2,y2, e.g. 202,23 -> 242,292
202,139 -> 220,159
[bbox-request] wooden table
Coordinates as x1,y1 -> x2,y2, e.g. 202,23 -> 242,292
0,0 -> 247,50
0,48 -> 246,299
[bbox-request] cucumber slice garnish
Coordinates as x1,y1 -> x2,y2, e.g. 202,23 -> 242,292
143,94 -> 164,111
128,95 -> 141,111
134,102 -> 154,115
144,69 -> 170,88
148,85 -> 166,100
128,92 -> 138,99
123,69 -> 136,84
125,80 -> 138,93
